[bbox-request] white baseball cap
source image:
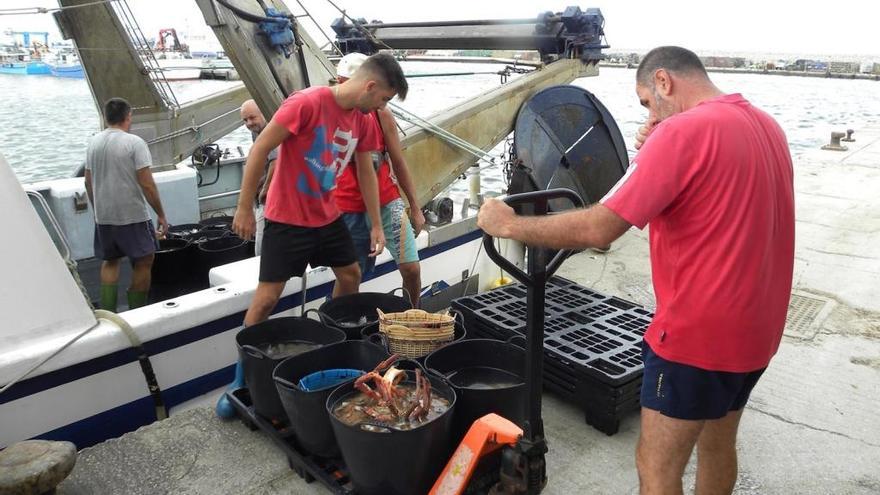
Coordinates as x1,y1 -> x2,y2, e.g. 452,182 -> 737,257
337,52 -> 368,79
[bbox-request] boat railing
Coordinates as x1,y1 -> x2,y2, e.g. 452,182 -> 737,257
26,189 -> 72,264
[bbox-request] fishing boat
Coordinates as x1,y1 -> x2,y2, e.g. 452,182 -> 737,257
0,46 -> 51,75
47,49 -> 84,78
1,0 -> 615,453
152,28 -> 205,80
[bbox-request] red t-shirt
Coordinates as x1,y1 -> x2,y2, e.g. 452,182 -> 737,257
264,86 -> 381,227
333,112 -> 401,213
601,93 -> 794,372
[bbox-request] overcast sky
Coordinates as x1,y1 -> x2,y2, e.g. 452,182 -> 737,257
2,0 -> 878,58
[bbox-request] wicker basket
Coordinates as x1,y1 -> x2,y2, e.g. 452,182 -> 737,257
378,309 -> 455,358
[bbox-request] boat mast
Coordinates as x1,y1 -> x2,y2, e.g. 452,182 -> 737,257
53,0 -> 249,168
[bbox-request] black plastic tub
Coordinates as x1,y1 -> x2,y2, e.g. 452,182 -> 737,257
273,341 -> 390,458
317,292 -> 411,341
198,215 -> 234,229
424,338 -> 526,443
166,223 -> 204,241
149,238 -> 197,302
237,317 -> 345,422
327,370 -> 456,495
152,238 -> 193,284
197,235 -> 253,284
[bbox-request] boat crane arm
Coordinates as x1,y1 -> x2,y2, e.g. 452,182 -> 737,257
193,2 -> 607,208
58,0 -> 607,204
54,0 -> 250,168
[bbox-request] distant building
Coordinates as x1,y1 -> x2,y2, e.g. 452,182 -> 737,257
786,59 -> 827,72
603,52 -> 639,65
700,56 -> 746,69
829,61 -> 861,74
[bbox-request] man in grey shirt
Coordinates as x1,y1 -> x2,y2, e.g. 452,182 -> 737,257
84,97 -> 168,311
239,99 -> 278,255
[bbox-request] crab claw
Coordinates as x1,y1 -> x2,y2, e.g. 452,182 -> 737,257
355,371 -> 383,401
408,369 -> 432,421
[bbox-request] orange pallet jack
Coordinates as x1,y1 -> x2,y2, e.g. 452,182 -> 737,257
431,189 -> 585,495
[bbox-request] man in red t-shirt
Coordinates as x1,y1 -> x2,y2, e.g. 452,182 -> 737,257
332,53 -> 425,307
217,54 -> 408,418
233,53 -> 408,326
478,46 -> 794,494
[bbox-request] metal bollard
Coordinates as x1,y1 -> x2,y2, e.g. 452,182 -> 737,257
842,129 -> 856,142
821,132 -> 848,151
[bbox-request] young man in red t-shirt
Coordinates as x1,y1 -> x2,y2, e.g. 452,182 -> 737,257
477,46 -> 794,494
217,54 -> 408,418
332,53 -> 425,307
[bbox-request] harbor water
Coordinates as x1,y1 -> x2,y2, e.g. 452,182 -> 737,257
2,62 -> 879,189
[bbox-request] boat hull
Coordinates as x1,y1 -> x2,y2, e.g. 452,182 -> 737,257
49,64 -> 85,79
0,62 -> 51,75
0,229 -> 485,449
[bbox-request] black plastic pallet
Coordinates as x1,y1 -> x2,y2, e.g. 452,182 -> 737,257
454,280 -> 653,435
461,303 -> 647,387
466,315 -> 642,396
467,312 -> 642,433
542,364 -> 641,404
543,357 -> 644,399
453,279 -> 652,387
542,380 -> 640,436
227,388 -> 355,495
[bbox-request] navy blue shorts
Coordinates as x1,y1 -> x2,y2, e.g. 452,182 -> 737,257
341,211 -> 376,275
259,217 -> 357,282
93,220 -> 159,261
640,341 -> 766,420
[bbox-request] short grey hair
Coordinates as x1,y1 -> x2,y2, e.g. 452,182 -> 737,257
636,46 -> 707,86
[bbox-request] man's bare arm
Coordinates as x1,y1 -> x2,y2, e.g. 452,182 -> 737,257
376,108 -> 425,234
478,200 -> 631,250
259,159 -> 277,204
84,169 -> 94,206
354,150 -> 386,256
136,167 -> 168,235
234,121 -> 289,239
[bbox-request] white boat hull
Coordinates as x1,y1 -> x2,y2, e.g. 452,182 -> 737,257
0,227 -> 492,448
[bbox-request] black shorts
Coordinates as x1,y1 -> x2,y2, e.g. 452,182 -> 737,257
94,220 -> 158,261
259,217 -> 357,282
640,341 -> 766,420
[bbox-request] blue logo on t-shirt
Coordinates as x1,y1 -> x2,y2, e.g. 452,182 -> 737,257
297,125 -> 334,198
297,124 -> 357,199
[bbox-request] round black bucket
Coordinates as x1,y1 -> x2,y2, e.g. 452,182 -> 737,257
237,317 -> 345,422
273,341 -> 390,458
149,239 -> 196,302
167,223 -> 204,241
317,292 -> 411,341
424,338 -> 526,443
327,370 -> 456,495
191,228 -> 228,244
152,238 -> 193,284
198,215 -> 234,230
197,235 -> 253,284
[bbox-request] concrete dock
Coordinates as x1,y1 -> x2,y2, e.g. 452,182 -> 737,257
57,129 -> 880,494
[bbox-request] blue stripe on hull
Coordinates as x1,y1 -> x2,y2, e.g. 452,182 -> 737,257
5,228 -> 483,446
35,365 -> 235,449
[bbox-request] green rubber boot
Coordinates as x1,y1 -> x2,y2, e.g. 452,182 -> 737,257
127,290 -> 148,310
99,284 -> 118,312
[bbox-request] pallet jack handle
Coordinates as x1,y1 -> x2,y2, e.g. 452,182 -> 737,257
482,188 -> 585,288
482,188 -> 584,494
